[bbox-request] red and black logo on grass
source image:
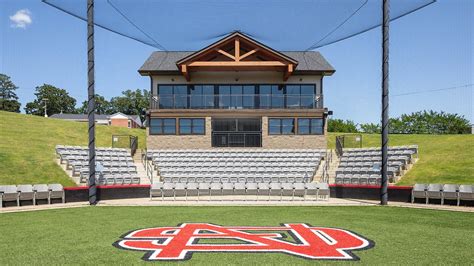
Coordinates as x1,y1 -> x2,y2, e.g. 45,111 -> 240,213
114,223 -> 374,261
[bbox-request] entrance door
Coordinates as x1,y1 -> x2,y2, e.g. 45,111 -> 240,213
212,118 -> 262,147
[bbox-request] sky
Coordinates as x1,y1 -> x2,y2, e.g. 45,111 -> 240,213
0,0 -> 472,124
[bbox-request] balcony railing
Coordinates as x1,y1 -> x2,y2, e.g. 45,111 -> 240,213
150,94 -> 323,110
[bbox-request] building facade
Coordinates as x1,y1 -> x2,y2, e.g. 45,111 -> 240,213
50,112 -> 142,128
139,33 -> 334,150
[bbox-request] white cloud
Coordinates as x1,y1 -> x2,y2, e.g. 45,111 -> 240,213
9,9 -> 32,29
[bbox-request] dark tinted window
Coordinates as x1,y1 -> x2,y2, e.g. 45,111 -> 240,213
179,118 -> 205,135
150,118 -> 176,135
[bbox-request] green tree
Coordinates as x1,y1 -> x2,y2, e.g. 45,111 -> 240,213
327,119 -> 358,133
24,84 -> 77,116
359,123 -> 381,133
77,94 -> 112,115
0,74 -> 21,112
109,89 -> 149,121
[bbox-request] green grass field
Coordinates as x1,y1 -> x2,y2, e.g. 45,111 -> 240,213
0,111 -> 146,186
0,111 -> 472,186
0,206 -> 473,265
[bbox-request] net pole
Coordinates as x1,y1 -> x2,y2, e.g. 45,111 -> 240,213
380,0 -> 390,205
87,0 -> 97,205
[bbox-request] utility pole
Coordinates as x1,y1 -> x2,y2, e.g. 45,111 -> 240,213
43,98 -> 48,117
87,0 -> 97,205
381,0 -> 390,205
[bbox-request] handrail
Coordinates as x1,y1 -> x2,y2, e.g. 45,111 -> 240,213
150,94 -> 324,110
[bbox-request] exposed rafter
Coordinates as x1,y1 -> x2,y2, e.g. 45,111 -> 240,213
177,33 -> 298,81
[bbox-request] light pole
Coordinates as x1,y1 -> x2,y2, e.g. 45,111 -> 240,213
87,0 -> 97,205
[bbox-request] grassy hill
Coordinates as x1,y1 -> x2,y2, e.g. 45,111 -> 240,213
0,111 -> 472,186
0,111 -> 146,186
328,133 -> 474,185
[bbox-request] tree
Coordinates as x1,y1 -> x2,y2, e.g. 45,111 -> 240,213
109,89 -> 149,121
359,123 -> 381,134
0,74 -> 21,112
24,84 -> 77,116
327,119 -> 358,133
77,94 -> 112,114
359,111 -> 470,134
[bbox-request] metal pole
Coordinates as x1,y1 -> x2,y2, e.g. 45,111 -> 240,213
87,0 -> 97,205
380,0 -> 390,205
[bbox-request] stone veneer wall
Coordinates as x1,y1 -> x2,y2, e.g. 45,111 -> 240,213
261,116 -> 327,149
146,116 -> 327,150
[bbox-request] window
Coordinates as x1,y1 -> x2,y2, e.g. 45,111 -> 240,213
190,85 -> 214,108
179,118 -> 205,135
268,118 -> 295,135
298,118 -> 324,135
157,85 -> 188,109
149,118 -> 176,135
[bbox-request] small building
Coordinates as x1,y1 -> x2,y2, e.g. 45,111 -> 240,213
50,112 -> 142,128
139,32 -> 335,150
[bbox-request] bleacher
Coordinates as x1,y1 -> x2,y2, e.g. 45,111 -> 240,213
0,184 -> 64,207
56,145 -> 140,185
147,149 -> 329,200
412,184 -> 474,206
335,145 -> 418,185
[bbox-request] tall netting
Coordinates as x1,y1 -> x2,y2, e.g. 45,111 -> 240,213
43,0 -> 434,51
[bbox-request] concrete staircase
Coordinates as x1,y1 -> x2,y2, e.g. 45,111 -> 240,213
133,150 -> 151,185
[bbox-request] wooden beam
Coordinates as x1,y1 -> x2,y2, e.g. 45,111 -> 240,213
239,48 -> 258,61
235,38 -> 240,61
283,64 -> 293,81
216,49 -> 235,60
181,65 -> 190,81
188,61 -> 287,67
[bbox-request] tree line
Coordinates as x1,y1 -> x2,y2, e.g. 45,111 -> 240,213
329,111 -> 471,134
2,74 -> 471,134
0,74 -> 149,122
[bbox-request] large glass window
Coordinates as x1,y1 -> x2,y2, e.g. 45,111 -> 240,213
179,118 -> 205,135
190,85 -> 214,108
286,85 -> 300,108
243,85 -> 255,108
297,118 -> 324,135
218,85 -> 231,108
268,118 -> 295,135
156,84 -> 317,109
300,85 -> 315,108
149,118 -> 176,135
158,85 -> 187,109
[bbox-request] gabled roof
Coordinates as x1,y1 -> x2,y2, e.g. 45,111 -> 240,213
176,32 -> 298,66
139,51 -> 334,74
139,32 -> 335,78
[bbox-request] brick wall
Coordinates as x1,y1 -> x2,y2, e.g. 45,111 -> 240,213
110,118 -> 130,128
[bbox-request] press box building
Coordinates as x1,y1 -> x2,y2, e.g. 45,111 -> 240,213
139,32 -> 335,150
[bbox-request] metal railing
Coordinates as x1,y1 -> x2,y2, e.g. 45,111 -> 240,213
212,132 -> 262,147
150,94 -> 323,110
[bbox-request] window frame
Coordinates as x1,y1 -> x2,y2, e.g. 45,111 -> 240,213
149,118 -> 177,135
268,118 -> 296,135
297,118 -> 324,135
179,118 -> 206,135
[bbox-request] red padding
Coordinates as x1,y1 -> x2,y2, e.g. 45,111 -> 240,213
64,184 -> 151,191
329,184 -> 412,190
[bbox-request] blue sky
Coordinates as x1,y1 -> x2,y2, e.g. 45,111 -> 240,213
1,0 -> 472,124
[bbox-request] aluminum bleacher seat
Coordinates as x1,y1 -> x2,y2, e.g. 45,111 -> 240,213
48,184 -> 65,203
458,185 -> 474,206
33,184 -> 50,204
2,185 -> 19,206
426,184 -> 443,204
441,184 -> 459,205
18,185 -> 34,205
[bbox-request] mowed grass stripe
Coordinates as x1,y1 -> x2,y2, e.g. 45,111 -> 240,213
0,206 -> 473,265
